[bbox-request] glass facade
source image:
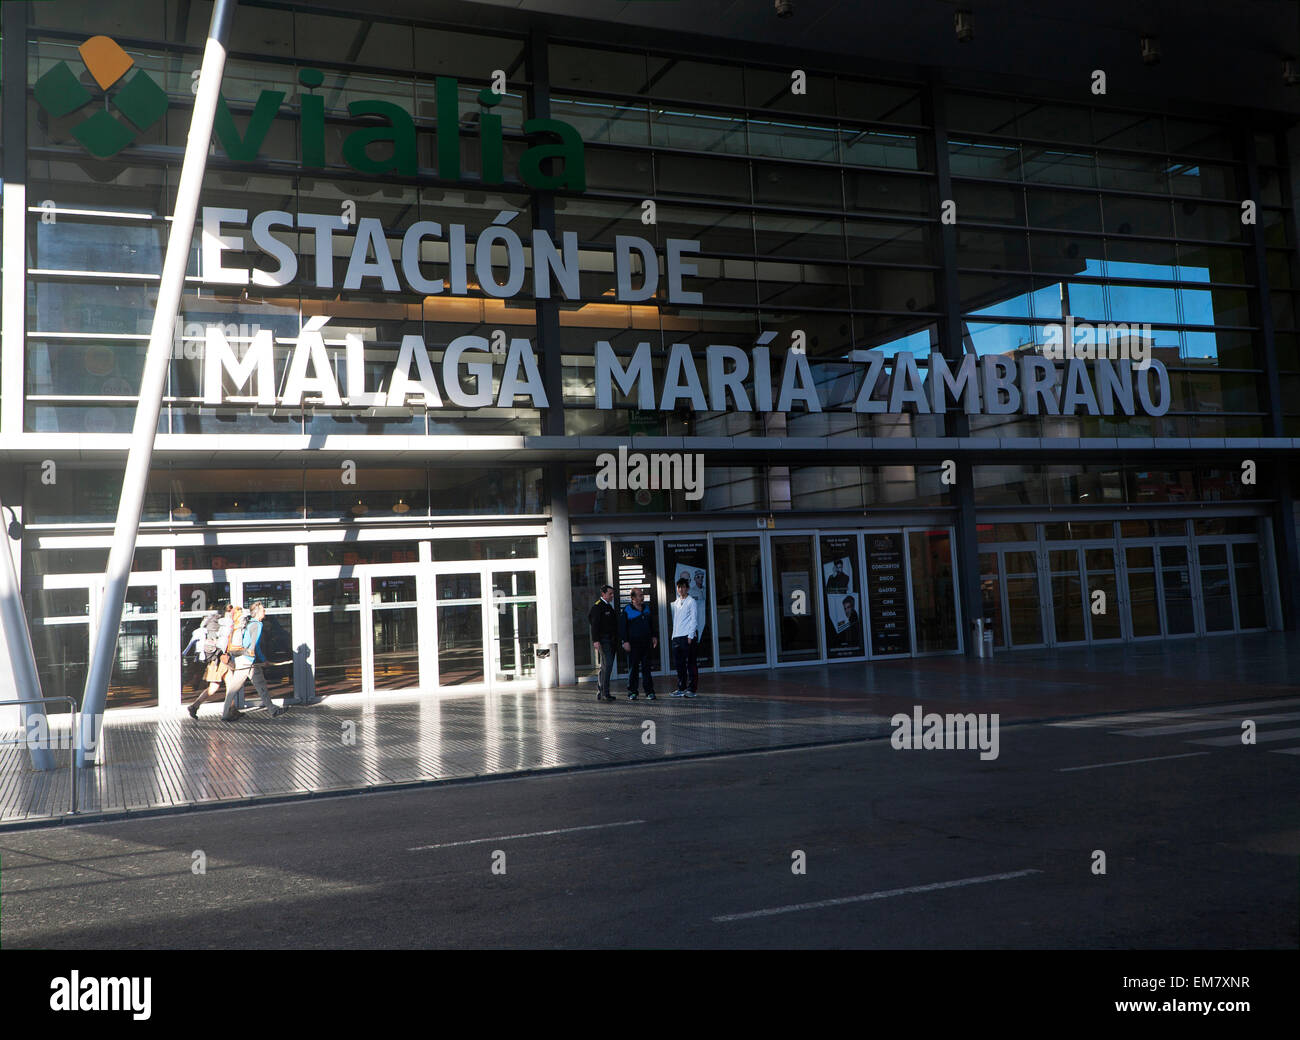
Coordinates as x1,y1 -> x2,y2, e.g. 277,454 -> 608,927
1,1 -> 1295,713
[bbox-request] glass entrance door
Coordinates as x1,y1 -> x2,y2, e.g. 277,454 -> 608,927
1158,545 -> 1196,635
366,573 -> 421,692
1084,547 -> 1123,641
1123,546 -> 1163,638
1196,543 -> 1235,633
713,537 -> 767,665
488,569 -> 538,686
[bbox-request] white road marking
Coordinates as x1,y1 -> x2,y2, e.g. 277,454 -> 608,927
1051,698 -> 1300,729
1191,726 -> 1300,747
1051,711 -> 1205,728
1058,751 -> 1210,772
1116,712 -> 1300,737
408,818 -> 646,851
711,869 -> 1041,923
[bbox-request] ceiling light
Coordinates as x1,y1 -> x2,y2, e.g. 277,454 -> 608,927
351,499 -> 369,516
174,502 -> 193,519
774,0 -> 793,18
1140,36 -> 1160,66
392,498 -> 411,514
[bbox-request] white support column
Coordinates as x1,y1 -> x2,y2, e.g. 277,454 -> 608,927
78,0 -> 237,765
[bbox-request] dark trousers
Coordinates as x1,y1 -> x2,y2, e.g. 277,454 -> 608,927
672,636 -> 698,692
626,640 -> 656,695
596,640 -> 615,696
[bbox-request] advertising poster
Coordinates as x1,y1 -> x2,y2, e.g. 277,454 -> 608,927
663,539 -> 711,669
866,532 -> 910,656
820,534 -> 864,658
613,540 -> 656,672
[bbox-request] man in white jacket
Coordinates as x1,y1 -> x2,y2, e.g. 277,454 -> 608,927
670,576 -> 700,697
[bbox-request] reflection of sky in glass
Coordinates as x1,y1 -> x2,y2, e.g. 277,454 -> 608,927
964,321 -> 1037,356
863,326 -> 935,358
1179,289 -> 1216,325
1067,281 -> 1106,316
1109,283 -> 1178,323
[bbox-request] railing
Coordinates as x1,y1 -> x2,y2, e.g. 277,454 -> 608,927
0,697 -> 80,815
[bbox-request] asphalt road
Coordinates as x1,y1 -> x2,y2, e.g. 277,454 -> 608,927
2,703 -> 1297,948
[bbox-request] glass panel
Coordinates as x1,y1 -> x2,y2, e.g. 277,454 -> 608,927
713,537 -> 768,666
1159,545 -> 1195,634
490,571 -> 537,598
438,604 -> 485,686
664,540 -> 713,668
1197,544 -> 1234,632
309,542 -> 421,567
373,602 -> 420,692
1125,547 -> 1162,638
1085,547 -> 1122,640
1003,551 -> 1043,645
1231,543 -> 1267,629
570,542 -> 606,673
772,536 -> 820,663
908,530 -> 959,653
491,593 -> 537,682
437,573 -> 481,600
179,581 -> 231,698
241,579 -> 292,611
33,620 -> 89,712
865,532 -> 911,655
371,575 -> 417,605
109,615 -> 158,709
313,578 -> 362,696
819,535 -> 865,657
979,552 -> 1005,648
1049,549 -> 1085,644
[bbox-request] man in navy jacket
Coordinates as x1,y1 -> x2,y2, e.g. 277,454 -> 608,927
618,587 -> 659,701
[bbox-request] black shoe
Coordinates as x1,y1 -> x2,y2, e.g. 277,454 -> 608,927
188,703 -> 200,719
628,691 -> 638,700
645,692 -> 656,701
222,709 -> 243,721
271,707 -> 286,718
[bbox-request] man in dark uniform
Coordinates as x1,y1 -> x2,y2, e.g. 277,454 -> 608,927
619,587 -> 658,701
587,584 -> 619,702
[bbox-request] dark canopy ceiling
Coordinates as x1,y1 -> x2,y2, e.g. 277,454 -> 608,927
290,0 -> 1300,119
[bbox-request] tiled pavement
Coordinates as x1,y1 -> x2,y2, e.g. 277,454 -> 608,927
2,632 -> 1296,826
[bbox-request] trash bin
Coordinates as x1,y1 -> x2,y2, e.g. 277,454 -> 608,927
534,642 -> 559,690
971,618 -> 986,659
982,617 -> 994,659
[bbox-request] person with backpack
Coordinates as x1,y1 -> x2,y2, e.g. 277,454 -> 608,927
222,601 -> 286,719
619,587 -> 658,701
188,605 -> 233,718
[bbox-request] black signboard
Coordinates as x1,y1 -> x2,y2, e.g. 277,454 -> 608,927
663,539 -> 711,668
820,534 -> 864,658
613,540 -> 656,671
866,532 -> 910,656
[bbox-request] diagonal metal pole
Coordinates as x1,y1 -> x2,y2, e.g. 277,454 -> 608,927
78,0 -> 237,766
0,507 -> 54,771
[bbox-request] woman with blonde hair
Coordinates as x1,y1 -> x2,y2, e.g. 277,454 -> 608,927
188,604 -> 236,718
